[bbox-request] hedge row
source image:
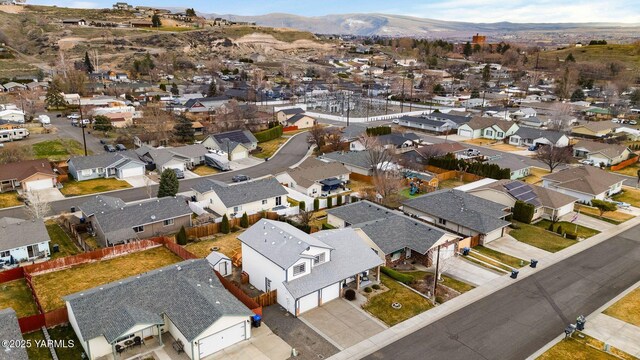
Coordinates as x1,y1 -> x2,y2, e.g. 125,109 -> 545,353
254,125 -> 283,143
513,200 -> 535,224
381,267 -> 414,284
428,154 -> 511,179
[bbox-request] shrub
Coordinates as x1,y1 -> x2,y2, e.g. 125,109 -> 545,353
344,288 -> 356,301
254,125 -> 283,143
435,296 -> 445,304
221,214 -> 230,234
321,223 -> 335,230
231,225 -> 241,232
556,225 -> 563,235
565,231 -> 578,240
337,196 -> 343,206
313,198 -> 319,211
176,226 -> 187,245
547,222 -> 554,231
509,223 -> 521,230
513,200 -> 535,224
372,284 -> 381,290
327,197 -> 333,208
299,201 -> 306,211
240,212 -> 249,228
364,287 -> 373,293
381,267 -> 414,284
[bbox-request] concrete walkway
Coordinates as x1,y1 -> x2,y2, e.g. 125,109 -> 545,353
583,314 -> 640,357
443,256 -> 502,287
486,235 -> 551,261
561,211 -> 615,231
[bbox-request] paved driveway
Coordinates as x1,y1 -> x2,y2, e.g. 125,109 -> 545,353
300,299 -> 386,350
443,256 -> 503,287
123,175 -> 156,188
205,323 -> 292,360
33,188 -> 65,202
486,235 -> 552,261
582,313 -> 640,358
561,211 -> 615,232
230,157 -> 263,170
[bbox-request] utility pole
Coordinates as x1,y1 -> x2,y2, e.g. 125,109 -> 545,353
78,99 -> 87,156
400,76 -> 405,113
346,93 -> 350,126
432,245 -> 441,301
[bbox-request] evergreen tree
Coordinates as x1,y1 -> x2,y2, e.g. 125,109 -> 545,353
207,80 -> 217,97
570,88 -> 586,102
463,41 -> 472,57
221,214 -> 230,234
482,64 -> 491,82
433,83 -> 445,96
151,14 -> 162,27
240,212 -> 249,228
471,89 -> 480,98
185,8 -> 196,17
176,226 -> 187,245
157,168 -> 179,198
171,83 -> 179,95
565,53 -> 576,62
313,198 -> 319,211
159,83 -> 167,91
92,115 -> 112,132
173,117 -> 195,144
45,83 -> 66,109
83,51 -> 94,73
299,201 -> 306,211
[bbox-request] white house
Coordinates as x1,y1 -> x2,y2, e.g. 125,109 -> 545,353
457,117 -> 519,140
136,144 -> 209,172
65,260 -> 254,360
0,217 -> 51,264
0,109 -> 25,123
192,177 -> 289,218
572,140 -> 633,166
542,166 -> 626,204
239,220 -> 383,316
508,127 -> 569,148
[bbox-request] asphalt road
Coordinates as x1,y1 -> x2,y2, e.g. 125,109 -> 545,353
365,224 -> 640,360
0,132 -> 310,219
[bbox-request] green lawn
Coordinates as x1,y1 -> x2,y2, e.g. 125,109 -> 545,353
612,188 -> 640,207
534,220 -> 600,239
401,271 -> 475,294
0,279 -> 39,317
509,222 -> 578,253
24,330 -> 52,360
48,325 -> 85,359
45,221 -> 81,260
254,137 -> 288,159
603,287 -> 640,327
399,188 -> 421,199
438,179 -> 467,189
363,274 -> 433,326
473,245 -> 529,268
612,163 -> 640,178
32,139 -> 89,161
0,191 -> 21,208
60,178 -> 132,196
537,332 -> 635,360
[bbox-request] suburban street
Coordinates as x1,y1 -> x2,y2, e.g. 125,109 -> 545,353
365,224 -> 640,360
0,132 -> 310,219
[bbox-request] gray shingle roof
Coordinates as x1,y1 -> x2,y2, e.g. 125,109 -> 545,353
0,308 -> 28,360
326,200 -> 399,225
238,219 -> 333,269
279,108 -> 305,115
211,130 -> 257,147
0,217 -> 50,253
403,189 -> 510,234
64,259 -> 252,344
90,196 -> 192,244
68,150 -> 143,171
192,177 -> 287,208
401,116 -> 450,128
320,151 -> 373,170
283,228 -> 383,299
486,155 -> 531,172
136,145 -> 208,168
512,127 -> 566,144
78,195 -> 126,217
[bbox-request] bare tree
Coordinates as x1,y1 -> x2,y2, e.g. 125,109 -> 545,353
138,105 -> 175,146
143,176 -> 155,199
24,191 -> 51,220
429,246 -> 456,281
547,102 -> 575,131
357,134 -> 393,176
372,171 -> 403,207
0,144 -> 33,164
534,146 -> 573,173
307,124 -> 326,148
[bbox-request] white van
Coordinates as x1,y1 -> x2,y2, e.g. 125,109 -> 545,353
38,115 -> 51,124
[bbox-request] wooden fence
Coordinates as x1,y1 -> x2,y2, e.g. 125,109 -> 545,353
214,270 -> 262,316
186,212 -> 278,238
282,125 -> 299,132
252,290 -> 278,307
611,155 -> 639,171
0,267 -> 24,284
349,172 -> 373,184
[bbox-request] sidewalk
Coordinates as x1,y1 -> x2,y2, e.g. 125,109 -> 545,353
486,235 -> 551,261
327,215 -> 640,360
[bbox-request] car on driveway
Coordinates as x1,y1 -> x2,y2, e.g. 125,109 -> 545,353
67,114 -> 80,120
172,168 -> 185,179
115,144 -> 127,151
580,159 -> 595,165
608,199 -> 630,208
232,174 -> 250,182
104,144 -> 116,152
392,119 -> 400,124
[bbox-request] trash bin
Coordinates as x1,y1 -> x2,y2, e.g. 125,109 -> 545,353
530,259 -> 538,268
70,206 -> 76,213
510,269 -> 519,279
252,315 -> 262,328
52,244 -> 59,253
462,247 -> 470,256
576,315 -> 586,330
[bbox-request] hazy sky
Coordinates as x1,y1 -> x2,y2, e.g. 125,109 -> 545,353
31,0 -> 640,23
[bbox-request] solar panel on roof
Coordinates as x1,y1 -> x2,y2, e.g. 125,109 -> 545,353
510,186 -> 530,197
504,182 -> 520,191
213,131 -> 249,144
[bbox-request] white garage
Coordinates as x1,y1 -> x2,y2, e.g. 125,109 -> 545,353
297,291 -> 319,315
458,129 -> 472,138
321,283 -> 340,304
24,178 -> 54,191
118,166 -> 145,178
198,321 -> 247,358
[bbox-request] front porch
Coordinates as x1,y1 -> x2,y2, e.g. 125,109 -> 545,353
97,332 -> 189,360
343,266 -> 381,291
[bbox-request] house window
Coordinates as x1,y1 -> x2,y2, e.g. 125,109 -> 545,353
438,218 -> 447,225
233,206 -> 242,213
0,250 -> 9,257
293,263 -> 306,276
497,132 -> 504,138
81,169 -> 92,176
262,199 -> 267,205
133,225 -> 144,233
275,196 -> 282,206
163,219 -> 174,226
485,129 -> 493,137
313,253 -> 326,265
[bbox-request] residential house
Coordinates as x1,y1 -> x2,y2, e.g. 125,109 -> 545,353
508,127 -> 569,148
276,157 -> 350,198
65,259 -> 253,360
0,217 -> 51,264
571,121 -> 619,138
542,166 -> 626,203
397,116 -> 454,134
191,121 -> 205,135
239,220 -> 383,316
1,82 -> 27,92
282,113 -> 316,129
426,112 -> 473,129
572,140 -> 633,166
398,142 -> 467,169
326,200 -> 460,267
275,107 -> 305,123
136,144 -> 209,172
402,189 -> 511,244
432,96 -> 457,106
67,151 -> 146,181
349,132 -> 420,153
201,130 -> 258,160
319,151 -> 376,176
112,2 -> 133,10
129,20 -> 153,28
456,117 -> 519,140
0,308 -> 29,360
184,96 -> 229,113
460,98 -> 490,108
62,18 -> 86,26
0,159 -> 57,192
103,112 -> 133,127
466,179 -> 577,221
486,156 -> 532,180
192,177 -> 288,217
0,109 -> 25,123
78,195 -> 192,246
615,127 -> 640,141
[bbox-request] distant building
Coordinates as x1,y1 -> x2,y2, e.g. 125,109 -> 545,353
112,2 -> 132,10
62,18 -> 86,26
472,33 -> 487,45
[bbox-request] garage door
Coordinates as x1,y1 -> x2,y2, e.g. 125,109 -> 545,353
120,167 -> 144,178
458,129 -> 472,138
321,283 -> 340,304
231,151 -> 247,161
198,321 -> 246,358
298,292 -> 319,315
26,179 -> 53,191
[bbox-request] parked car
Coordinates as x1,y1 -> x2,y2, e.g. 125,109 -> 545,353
580,159 -> 595,165
392,119 -> 400,124
232,174 -> 250,182
172,168 -> 185,179
104,144 -> 116,152
115,144 -> 127,151
527,144 -> 539,151
629,120 -> 638,125
611,118 -> 620,123
608,200 -> 630,208
67,114 -> 80,120
99,139 -> 107,145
